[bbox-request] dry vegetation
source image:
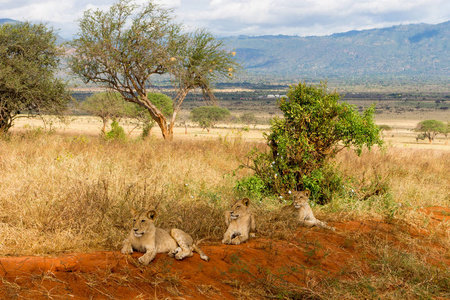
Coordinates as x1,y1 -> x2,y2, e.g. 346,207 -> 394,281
0,124 -> 449,299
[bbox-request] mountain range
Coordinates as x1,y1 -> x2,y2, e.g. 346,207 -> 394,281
1,18 -> 449,84
222,21 -> 449,83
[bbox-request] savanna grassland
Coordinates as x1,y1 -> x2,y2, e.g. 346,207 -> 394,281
0,111 -> 449,299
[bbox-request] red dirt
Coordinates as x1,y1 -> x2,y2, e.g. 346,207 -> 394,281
1,207 -> 448,299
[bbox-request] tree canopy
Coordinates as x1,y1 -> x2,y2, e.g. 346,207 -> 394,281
81,92 -> 126,133
69,0 -> 239,140
190,106 -> 230,132
0,22 -> 70,133
416,119 -> 446,143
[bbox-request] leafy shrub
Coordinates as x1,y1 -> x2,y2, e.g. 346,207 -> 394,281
234,175 -> 267,199
105,120 -> 127,141
242,82 -> 383,203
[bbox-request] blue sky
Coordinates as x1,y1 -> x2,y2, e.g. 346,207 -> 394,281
0,0 -> 449,39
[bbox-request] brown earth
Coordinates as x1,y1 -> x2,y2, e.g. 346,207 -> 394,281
0,207 -> 448,299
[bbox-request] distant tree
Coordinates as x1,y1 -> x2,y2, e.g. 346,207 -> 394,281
190,106 -> 230,132
240,113 -> 258,127
81,92 -> 126,134
0,22 -> 70,133
69,0 -> 238,140
445,122 -> 450,144
415,120 -> 446,143
378,124 -> 392,131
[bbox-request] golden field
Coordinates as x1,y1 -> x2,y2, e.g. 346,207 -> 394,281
0,112 -> 448,299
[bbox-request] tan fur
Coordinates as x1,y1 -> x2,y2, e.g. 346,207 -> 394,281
283,190 -> 335,231
121,209 -> 209,265
222,198 -> 256,245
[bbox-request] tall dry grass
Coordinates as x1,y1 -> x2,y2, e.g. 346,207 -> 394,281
327,147 -> 450,216
0,130 -> 448,256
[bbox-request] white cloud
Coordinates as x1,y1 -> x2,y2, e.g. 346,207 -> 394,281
0,0 -> 448,38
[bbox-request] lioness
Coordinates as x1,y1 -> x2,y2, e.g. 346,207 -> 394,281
222,198 -> 256,245
282,190 -> 335,231
121,209 -> 209,265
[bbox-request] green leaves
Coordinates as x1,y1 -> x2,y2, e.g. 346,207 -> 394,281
0,22 -> 70,132
190,106 -> 230,131
244,82 -> 383,203
415,119 -> 446,143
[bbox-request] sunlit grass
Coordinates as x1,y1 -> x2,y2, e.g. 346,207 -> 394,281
0,129 -> 448,256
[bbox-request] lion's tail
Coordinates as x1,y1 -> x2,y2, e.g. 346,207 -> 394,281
193,238 -> 210,261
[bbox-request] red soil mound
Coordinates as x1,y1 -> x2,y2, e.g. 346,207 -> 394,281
1,207 -> 448,299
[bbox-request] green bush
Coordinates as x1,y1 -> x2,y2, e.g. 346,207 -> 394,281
242,82 -> 383,203
105,120 -> 127,141
234,175 -> 267,199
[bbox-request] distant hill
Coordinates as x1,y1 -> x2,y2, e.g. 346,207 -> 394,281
0,18 -> 18,24
2,17 -> 448,84
0,18 -> 66,44
223,21 -> 450,83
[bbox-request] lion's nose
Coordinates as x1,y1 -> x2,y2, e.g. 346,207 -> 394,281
133,228 -> 138,232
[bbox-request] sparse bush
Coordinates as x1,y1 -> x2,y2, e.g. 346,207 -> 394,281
378,124 -> 392,131
240,112 -> 258,126
105,120 -> 127,141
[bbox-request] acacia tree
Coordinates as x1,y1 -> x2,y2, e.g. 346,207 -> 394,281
167,29 -> 238,132
69,0 -> 238,140
81,92 -> 126,134
190,106 -> 230,132
415,120 -> 446,143
0,22 -> 70,133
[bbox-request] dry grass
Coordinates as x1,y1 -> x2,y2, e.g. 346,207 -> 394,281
0,127 -> 449,299
0,128 -> 448,257
0,131 -> 256,255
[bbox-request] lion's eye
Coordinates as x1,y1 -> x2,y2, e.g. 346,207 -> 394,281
133,219 -> 136,222
236,206 -> 240,209
141,220 -> 145,223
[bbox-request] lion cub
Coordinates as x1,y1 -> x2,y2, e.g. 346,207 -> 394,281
282,190 -> 335,231
121,209 -> 209,265
222,198 -> 256,245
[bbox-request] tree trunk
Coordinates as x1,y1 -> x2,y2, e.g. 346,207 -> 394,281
137,94 -> 173,141
154,116 -> 173,141
101,118 -> 107,134
0,109 -> 13,133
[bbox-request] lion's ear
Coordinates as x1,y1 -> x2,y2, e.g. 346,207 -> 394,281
147,210 -> 157,220
242,198 -> 250,206
305,190 -> 310,197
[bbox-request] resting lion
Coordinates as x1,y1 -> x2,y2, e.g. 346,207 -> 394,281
282,190 -> 335,231
121,208 -> 209,265
222,198 -> 256,245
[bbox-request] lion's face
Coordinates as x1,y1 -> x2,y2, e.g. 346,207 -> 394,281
229,198 -> 250,220
131,209 -> 156,238
292,190 -> 310,209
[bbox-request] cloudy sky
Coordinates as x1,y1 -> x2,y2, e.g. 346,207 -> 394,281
1,0 -> 449,39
